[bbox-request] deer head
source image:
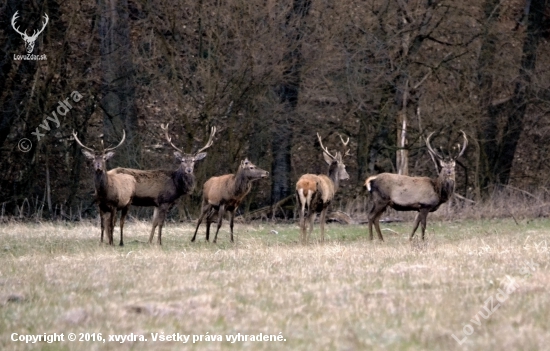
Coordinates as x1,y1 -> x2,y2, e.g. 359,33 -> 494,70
317,132 -> 350,181
73,130 -> 126,174
161,124 -> 216,174
11,11 -> 49,53
426,131 -> 468,180
239,158 -> 269,180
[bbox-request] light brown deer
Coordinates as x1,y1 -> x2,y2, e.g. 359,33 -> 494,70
73,130 -> 136,246
296,133 -> 350,244
111,125 -> 216,245
365,131 -> 468,241
191,158 -> 269,243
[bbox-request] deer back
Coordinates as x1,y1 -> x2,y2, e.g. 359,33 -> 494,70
367,173 -> 440,208
202,174 -> 242,206
112,168 -> 182,206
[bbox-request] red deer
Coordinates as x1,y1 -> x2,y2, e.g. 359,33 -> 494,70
73,130 -> 136,246
296,133 -> 350,244
111,125 -> 216,245
191,158 -> 269,243
365,131 -> 468,241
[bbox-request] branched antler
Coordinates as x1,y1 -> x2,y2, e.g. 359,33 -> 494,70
317,132 -> 336,160
195,126 -> 216,154
161,123 -> 184,153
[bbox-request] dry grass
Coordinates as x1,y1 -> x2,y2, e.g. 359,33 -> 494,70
1,218 -> 549,350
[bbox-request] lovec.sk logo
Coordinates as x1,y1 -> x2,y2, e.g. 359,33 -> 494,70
11,11 -> 48,60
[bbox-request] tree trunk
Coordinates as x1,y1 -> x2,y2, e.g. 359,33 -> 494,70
477,0 -> 546,189
494,0 -> 546,185
98,0 -> 139,166
271,0 -> 311,204
476,0 -> 503,191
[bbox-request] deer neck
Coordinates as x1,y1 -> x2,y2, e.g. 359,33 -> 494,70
436,172 -> 455,203
94,171 -> 110,198
327,163 -> 340,191
174,168 -> 195,194
233,170 -> 252,197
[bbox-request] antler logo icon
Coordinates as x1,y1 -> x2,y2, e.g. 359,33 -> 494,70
11,11 -> 49,53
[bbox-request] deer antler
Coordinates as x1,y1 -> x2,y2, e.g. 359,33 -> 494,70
425,132 -> 444,161
338,133 -> 351,157
338,133 -> 350,147
103,130 -> 126,153
317,132 -> 336,159
456,130 -> 468,158
195,126 -> 217,154
72,130 -> 95,153
160,123 -> 184,153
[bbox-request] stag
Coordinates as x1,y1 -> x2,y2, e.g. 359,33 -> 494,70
112,125 -> 216,245
296,133 -> 350,244
191,158 -> 269,243
73,130 -> 136,246
365,131 -> 468,241
11,11 -> 49,53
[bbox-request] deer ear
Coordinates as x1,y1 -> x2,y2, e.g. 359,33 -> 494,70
323,152 -> 333,165
81,149 -> 95,160
194,152 -> 207,161
174,151 -> 183,162
104,151 -> 115,160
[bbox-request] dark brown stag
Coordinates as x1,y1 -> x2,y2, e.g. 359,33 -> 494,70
296,133 -> 350,244
73,130 -> 136,246
191,158 -> 269,243
111,125 -> 216,245
365,131 -> 468,241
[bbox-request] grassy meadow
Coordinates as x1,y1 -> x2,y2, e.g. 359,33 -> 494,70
1,217 -> 549,350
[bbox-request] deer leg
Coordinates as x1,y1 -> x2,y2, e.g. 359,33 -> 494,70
148,207 -> 159,244
372,210 -> 385,242
368,203 -> 381,241
191,205 -> 210,242
307,212 -> 316,244
107,209 -> 116,245
213,205 -> 226,243
119,206 -> 128,246
368,200 -> 387,241
298,196 -> 306,244
367,206 -> 376,241
319,207 -> 328,242
156,204 -> 169,245
229,210 -> 235,243
99,209 -> 105,244
409,212 -> 422,241
420,209 -> 429,241
206,207 -> 218,242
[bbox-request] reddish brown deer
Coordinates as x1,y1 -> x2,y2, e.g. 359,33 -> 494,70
365,131 -> 468,241
191,158 -> 269,243
296,133 -> 350,244
111,125 -> 216,245
73,130 -> 136,246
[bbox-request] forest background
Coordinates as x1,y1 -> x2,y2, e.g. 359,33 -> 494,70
0,0 -> 549,220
